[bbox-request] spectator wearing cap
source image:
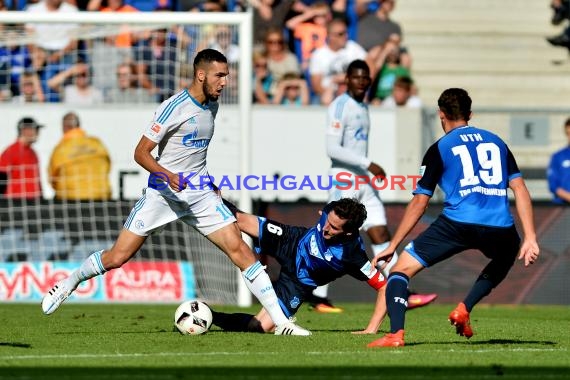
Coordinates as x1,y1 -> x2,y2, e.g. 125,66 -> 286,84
0,117 -> 43,199
48,112 -> 112,201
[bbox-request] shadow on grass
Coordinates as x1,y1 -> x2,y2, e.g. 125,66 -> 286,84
0,342 -> 31,348
1,366 -> 569,380
407,339 -> 558,347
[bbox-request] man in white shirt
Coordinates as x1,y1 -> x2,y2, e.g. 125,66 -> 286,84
308,18 -> 367,105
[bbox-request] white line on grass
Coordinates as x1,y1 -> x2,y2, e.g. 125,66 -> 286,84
0,347 -> 566,361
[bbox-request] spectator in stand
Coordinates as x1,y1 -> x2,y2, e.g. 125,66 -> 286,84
250,0 -> 294,51
48,112 -> 112,201
87,0 -> 140,48
357,0 -> 401,51
252,51 -> 274,104
377,75 -> 421,108
547,117 -> 570,204
308,18 -> 367,105
285,1 -> 331,71
133,28 -> 179,102
105,62 -> 154,103
263,27 -> 301,90
0,25 -> 34,100
47,62 -> 104,105
25,0 -> 80,103
12,71 -> 45,103
197,25 -> 240,64
272,72 -> 310,105
546,0 -> 570,51
368,37 -> 410,104
0,117 -> 43,200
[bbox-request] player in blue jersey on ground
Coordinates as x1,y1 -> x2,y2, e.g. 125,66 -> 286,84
310,58 -> 437,313
547,117 -> 570,204
367,88 -> 540,347
210,198 -> 391,334
40,49 -> 310,336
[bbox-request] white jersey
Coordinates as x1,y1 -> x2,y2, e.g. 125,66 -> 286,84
326,93 -> 386,229
144,89 -> 219,187
325,93 -> 371,176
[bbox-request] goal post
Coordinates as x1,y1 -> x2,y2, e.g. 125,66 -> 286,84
0,10 -> 253,307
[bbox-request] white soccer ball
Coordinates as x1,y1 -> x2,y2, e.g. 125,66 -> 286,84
174,300 -> 213,335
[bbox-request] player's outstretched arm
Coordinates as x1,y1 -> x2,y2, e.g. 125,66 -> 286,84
510,177 -> 540,266
371,194 -> 430,268
352,286 -> 387,335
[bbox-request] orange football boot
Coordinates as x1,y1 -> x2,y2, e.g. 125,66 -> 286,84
367,329 -> 405,348
448,302 -> 474,338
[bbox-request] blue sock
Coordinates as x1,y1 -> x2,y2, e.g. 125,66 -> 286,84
386,272 -> 410,333
463,276 -> 494,312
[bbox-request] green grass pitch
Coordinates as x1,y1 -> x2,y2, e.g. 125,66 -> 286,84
0,303 -> 568,380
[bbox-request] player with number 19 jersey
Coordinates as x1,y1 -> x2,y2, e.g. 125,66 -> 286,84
414,125 -> 521,227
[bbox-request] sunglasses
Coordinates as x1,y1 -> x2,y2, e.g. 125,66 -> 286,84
266,39 -> 284,45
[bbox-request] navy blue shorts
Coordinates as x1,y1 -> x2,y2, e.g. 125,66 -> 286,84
405,215 -> 521,269
255,218 -> 314,318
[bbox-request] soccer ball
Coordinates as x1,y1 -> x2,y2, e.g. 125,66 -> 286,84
174,300 -> 213,335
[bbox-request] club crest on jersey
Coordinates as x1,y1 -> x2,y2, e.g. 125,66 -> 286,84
188,117 -> 197,125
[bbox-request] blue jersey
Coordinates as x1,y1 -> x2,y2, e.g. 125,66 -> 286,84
414,125 -> 521,227
547,146 -> 570,204
294,205 -> 372,287
255,205 -> 375,288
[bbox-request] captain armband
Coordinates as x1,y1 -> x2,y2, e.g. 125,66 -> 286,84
366,269 -> 387,290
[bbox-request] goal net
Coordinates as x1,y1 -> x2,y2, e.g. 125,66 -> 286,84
0,11 -> 253,306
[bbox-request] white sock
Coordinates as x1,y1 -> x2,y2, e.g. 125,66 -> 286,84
65,250 -> 107,290
242,261 -> 288,326
312,284 -> 329,298
371,242 -> 398,278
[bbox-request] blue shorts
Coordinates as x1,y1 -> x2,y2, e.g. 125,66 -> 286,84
405,215 -> 521,270
255,218 -> 314,318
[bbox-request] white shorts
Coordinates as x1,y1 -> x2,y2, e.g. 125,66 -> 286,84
124,187 -> 235,236
328,168 -> 387,230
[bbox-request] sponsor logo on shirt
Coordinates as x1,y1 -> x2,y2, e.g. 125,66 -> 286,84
354,127 -> 368,141
182,128 -> 210,148
309,235 -> 323,259
563,159 -> 570,168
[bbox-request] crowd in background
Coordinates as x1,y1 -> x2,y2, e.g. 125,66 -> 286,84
0,0 -> 421,107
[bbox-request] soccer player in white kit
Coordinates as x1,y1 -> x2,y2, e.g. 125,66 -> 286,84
41,49 -> 310,336
311,59 -> 436,316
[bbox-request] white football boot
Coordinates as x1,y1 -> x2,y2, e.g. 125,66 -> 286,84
274,319 -> 312,336
42,279 -> 75,315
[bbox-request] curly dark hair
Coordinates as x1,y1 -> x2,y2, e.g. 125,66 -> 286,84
438,88 -> 472,122
328,198 -> 367,233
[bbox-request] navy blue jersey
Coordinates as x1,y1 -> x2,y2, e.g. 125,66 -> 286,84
294,205 -> 373,287
256,206 -> 375,288
414,125 -> 521,227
